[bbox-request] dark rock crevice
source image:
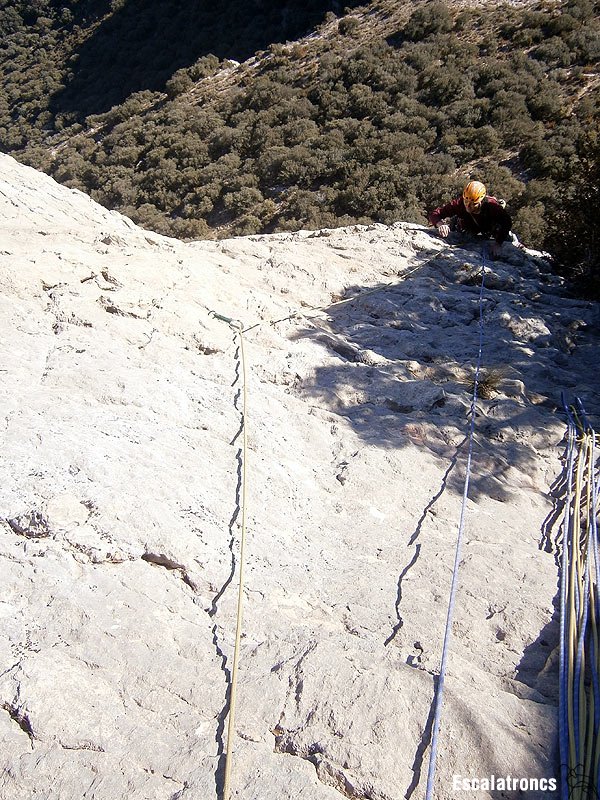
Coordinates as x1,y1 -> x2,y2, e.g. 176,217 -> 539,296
2,701 -> 35,747
141,552 -> 198,592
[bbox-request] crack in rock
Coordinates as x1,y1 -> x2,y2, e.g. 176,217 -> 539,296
140,552 -> 197,591
0,662 -> 21,679
60,741 -> 105,752
98,295 -> 148,319
311,755 -> 387,800
274,739 -> 388,800
43,285 -> 93,333
2,701 -> 35,747
271,642 -> 396,800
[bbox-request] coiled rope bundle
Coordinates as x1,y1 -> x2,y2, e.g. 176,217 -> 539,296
559,399 -> 600,800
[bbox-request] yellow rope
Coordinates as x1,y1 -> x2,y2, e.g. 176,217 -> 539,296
585,440 -> 596,784
576,440 -> 585,797
565,427 -> 600,800
208,253 -> 442,796
568,441 -> 581,787
592,435 -> 600,786
211,256 -> 436,796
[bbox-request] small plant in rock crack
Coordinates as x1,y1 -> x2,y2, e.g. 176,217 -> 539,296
469,367 -> 506,399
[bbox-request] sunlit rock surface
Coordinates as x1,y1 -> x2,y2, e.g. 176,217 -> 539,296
1,154 -> 599,799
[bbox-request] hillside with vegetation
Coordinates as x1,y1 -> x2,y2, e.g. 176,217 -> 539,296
1,0 -> 599,291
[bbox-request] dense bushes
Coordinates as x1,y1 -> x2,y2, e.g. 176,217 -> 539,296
544,133 -> 600,296
1,0 -> 599,292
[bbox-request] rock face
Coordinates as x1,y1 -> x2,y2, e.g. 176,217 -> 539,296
0,153 -> 599,799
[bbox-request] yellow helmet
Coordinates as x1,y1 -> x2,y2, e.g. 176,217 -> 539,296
463,181 -> 486,203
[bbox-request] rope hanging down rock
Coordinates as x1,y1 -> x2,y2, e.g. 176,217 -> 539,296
425,247 -> 488,800
205,253 -> 438,798
207,243 -> 490,799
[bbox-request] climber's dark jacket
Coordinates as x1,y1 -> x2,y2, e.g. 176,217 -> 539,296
428,196 -> 512,244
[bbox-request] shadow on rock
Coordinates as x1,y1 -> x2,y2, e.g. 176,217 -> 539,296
291,242 -> 600,503
514,613 -> 560,705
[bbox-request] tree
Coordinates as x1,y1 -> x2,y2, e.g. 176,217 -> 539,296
544,133 -> 600,297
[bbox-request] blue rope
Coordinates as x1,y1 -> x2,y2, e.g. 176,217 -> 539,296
575,396 -> 592,433
573,409 -> 590,766
424,248 -> 488,800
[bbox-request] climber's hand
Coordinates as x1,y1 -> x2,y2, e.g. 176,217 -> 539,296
488,241 -> 502,259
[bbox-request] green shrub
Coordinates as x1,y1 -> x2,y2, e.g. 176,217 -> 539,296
338,17 -> 360,36
231,214 -> 262,236
404,2 -> 453,41
544,132 -> 600,296
419,68 -> 473,106
531,36 -> 574,66
512,202 -> 547,248
165,69 -> 193,99
223,186 -> 264,215
527,89 -> 564,122
189,55 -> 220,80
1,0 -> 597,278
170,216 -> 212,240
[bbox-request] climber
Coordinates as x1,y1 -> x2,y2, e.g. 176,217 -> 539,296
428,180 -> 514,258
